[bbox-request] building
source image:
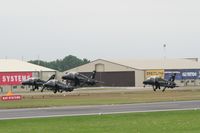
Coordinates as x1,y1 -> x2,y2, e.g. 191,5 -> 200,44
112,58 -> 200,86
0,59 -> 58,92
66,58 -> 200,87
65,59 -> 144,87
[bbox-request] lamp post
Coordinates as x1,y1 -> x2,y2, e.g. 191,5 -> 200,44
163,44 -> 166,60
163,44 -> 167,79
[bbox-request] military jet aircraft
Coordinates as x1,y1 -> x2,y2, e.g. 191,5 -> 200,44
62,70 -> 103,87
42,79 -> 75,93
21,74 -> 56,91
143,73 -> 177,92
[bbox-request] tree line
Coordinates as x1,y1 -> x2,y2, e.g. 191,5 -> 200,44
29,55 -> 90,72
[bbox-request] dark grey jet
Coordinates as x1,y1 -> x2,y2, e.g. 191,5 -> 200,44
21,74 -> 56,91
143,73 -> 177,92
62,71 -> 103,87
42,79 -> 74,93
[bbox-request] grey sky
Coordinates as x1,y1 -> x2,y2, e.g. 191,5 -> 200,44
0,0 -> 200,61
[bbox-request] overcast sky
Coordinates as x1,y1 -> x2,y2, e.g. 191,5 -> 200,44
0,0 -> 200,61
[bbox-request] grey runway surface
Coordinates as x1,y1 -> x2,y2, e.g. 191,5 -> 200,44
1,100 -> 200,120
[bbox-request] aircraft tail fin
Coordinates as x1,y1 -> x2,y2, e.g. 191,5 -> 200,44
90,70 -> 96,79
47,74 -> 56,81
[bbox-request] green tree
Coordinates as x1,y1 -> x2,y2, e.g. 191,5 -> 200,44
29,55 -> 90,72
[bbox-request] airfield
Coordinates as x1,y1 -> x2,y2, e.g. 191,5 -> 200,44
0,87 -> 200,132
1,87 -> 200,118
1,87 -> 200,132
1,87 -> 200,109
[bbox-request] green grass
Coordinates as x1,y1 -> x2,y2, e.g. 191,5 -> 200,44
1,89 -> 200,109
0,110 -> 200,133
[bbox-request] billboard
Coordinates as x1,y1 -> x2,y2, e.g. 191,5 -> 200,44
0,72 -> 32,85
165,69 -> 200,80
145,70 -> 164,79
1,95 -> 22,101
164,70 -> 182,80
181,69 -> 198,80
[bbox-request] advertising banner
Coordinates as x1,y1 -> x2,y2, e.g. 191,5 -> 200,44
164,70 -> 182,80
0,72 -> 32,85
145,70 -> 164,79
181,69 -> 199,79
198,70 -> 200,79
165,69 -> 200,80
1,95 -> 22,101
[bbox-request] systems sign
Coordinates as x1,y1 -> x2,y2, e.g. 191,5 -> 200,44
0,72 -> 32,85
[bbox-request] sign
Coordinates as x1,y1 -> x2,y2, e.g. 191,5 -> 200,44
165,70 -> 181,80
198,71 -> 200,79
0,72 -> 32,85
1,95 -> 22,101
181,69 -> 198,79
145,70 -> 164,79
165,69 -> 200,80
1,91 -> 22,101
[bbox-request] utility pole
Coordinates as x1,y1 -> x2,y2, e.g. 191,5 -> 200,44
163,44 -> 167,79
163,44 -> 166,60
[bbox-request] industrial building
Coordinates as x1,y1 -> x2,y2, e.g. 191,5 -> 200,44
66,59 -> 144,87
1,58 -> 200,92
66,58 -> 200,87
0,59 -> 57,92
65,59 -> 144,87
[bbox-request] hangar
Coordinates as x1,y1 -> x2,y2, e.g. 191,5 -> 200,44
0,59 -> 57,92
66,58 -> 200,87
65,59 -> 145,87
113,58 -> 200,86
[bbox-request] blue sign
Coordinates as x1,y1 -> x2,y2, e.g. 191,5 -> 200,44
181,69 -> 198,79
165,70 -> 181,80
198,70 -> 200,79
165,69 -> 200,80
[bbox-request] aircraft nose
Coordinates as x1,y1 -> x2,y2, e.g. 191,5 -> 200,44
61,75 -> 66,79
143,80 -> 150,85
62,73 -> 72,80
21,80 -> 29,85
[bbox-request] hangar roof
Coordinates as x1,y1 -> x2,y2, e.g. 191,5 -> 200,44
111,58 -> 200,70
0,59 -> 56,72
66,58 -> 200,72
65,59 -> 138,72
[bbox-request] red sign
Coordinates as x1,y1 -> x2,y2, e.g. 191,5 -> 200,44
1,95 -> 22,101
0,72 -> 32,85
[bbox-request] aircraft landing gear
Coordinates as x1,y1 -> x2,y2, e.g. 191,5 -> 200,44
53,90 -> 58,94
162,87 -> 166,92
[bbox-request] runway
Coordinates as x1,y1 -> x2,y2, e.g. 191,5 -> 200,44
0,100 -> 200,120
